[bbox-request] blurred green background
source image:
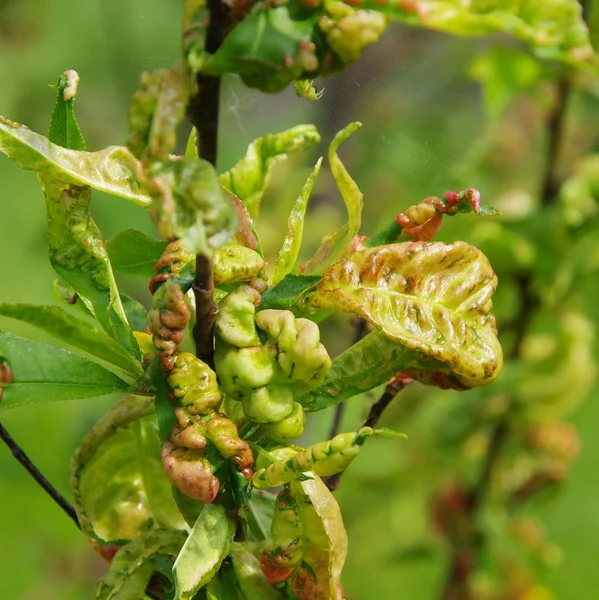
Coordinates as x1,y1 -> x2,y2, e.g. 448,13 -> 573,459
2,1 -> 599,598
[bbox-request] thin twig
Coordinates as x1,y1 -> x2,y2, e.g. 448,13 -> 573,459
0,422 -> 80,528
326,373 -> 413,491
186,0 -> 226,367
328,318 -> 369,439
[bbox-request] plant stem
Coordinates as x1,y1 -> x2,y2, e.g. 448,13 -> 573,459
0,422 -> 80,528
326,373 -> 413,491
186,0 -> 226,367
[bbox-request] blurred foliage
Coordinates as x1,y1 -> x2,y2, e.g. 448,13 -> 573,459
2,0 -> 599,599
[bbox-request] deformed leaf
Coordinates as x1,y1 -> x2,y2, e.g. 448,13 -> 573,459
0,303 -> 141,376
219,125 -> 321,218
70,395 -> 187,549
359,0 -> 594,67
302,122 -> 364,274
48,70 -> 86,151
173,503 -> 235,600
107,229 -> 168,278
301,242 -> 503,390
0,117 -> 151,206
93,529 -> 187,600
41,175 -> 140,358
272,157 -> 323,285
0,332 -> 129,411
230,542 -> 285,600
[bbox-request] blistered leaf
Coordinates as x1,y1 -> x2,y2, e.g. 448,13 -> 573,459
359,0 -> 594,66
203,7 -> 318,92
272,158 -> 323,285
214,245 -> 265,285
301,242 -> 503,391
302,122 -> 363,274
219,125 -> 321,218
70,395 -> 187,548
0,332 -> 129,411
48,70 -> 86,151
173,503 -> 235,600
0,117 -> 151,206
93,529 -> 187,600
0,303 -> 141,376
230,542 -> 285,600
260,274 -> 322,311
107,229 -> 169,278
41,176 -> 140,358
149,157 -> 237,255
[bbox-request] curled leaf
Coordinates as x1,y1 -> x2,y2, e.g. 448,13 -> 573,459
219,125 -> 321,218
301,242 -> 503,390
70,395 -> 186,550
0,117 -> 150,205
214,245 -> 265,285
230,542 -> 286,600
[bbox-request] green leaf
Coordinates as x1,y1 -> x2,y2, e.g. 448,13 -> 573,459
0,303 -> 141,376
173,503 -> 235,600
121,293 -> 149,333
203,7 -> 318,93
107,229 -> 168,278
219,125 -> 321,219
302,122 -> 364,274
70,395 -> 187,547
247,490 -> 277,542
206,564 -> 243,600
259,274 -> 322,311
301,242 -> 503,390
149,157 -> 237,255
0,116 -> 151,206
41,176 -> 140,358
272,157 -> 323,285
0,332 -> 129,411
362,0 -> 594,67
48,70 -> 86,151
230,542 -> 285,600
94,529 -> 187,600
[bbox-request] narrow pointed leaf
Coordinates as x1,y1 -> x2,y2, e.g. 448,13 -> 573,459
302,122 -> 363,274
219,125 -> 320,218
0,117 -> 151,206
272,157 -> 323,285
48,70 -> 86,151
301,241 -> 502,389
173,503 -> 235,600
94,529 -> 187,600
70,395 -> 187,548
0,332 -> 129,411
0,303 -> 141,375
107,229 -> 168,278
41,175 -> 140,358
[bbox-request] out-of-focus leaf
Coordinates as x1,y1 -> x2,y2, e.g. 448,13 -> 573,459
0,303 -> 141,376
0,117 -> 151,206
302,122 -> 363,274
359,0 -> 594,66
70,395 -> 187,549
301,242 -> 503,390
469,47 -> 543,120
149,157 -> 237,255
219,125 -> 321,218
173,503 -> 235,600
0,332 -> 129,411
203,7 -> 318,93
230,542 -> 285,600
121,294 -> 149,333
48,70 -> 86,151
206,564 -> 243,600
247,490 -> 277,542
93,529 -> 187,600
272,158 -> 323,285
259,274 -> 322,311
41,176 -> 140,358
107,229 -> 168,278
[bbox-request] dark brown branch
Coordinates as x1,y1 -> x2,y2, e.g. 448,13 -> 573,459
0,422 -> 80,528
326,373 -> 413,491
186,0 -> 227,366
